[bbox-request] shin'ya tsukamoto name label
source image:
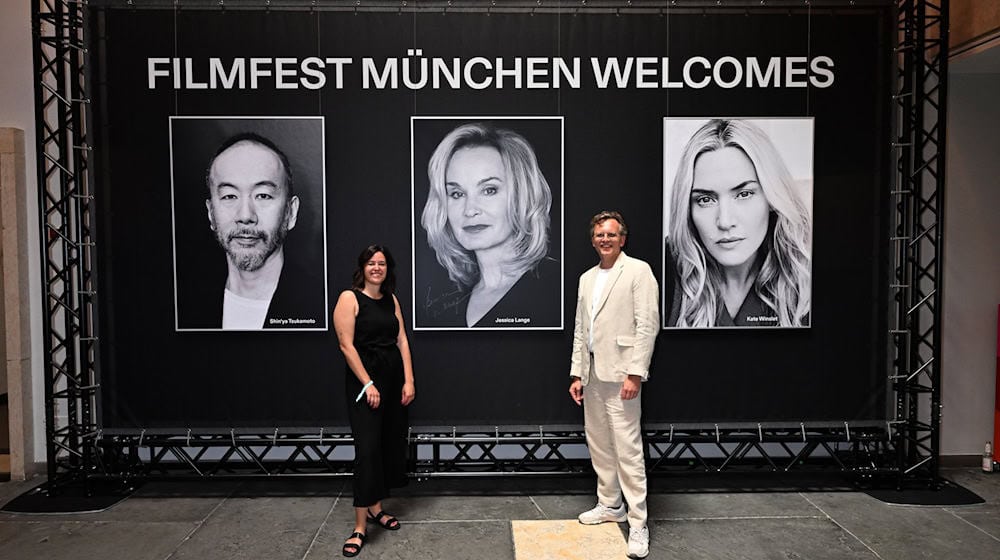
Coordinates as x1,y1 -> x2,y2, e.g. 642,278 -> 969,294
495,317 -> 531,325
268,318 -> 318,326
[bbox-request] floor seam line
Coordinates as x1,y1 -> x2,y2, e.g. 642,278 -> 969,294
528,495 -> 548,519
945,508 -> 1000,543
401,518 -> 514,524
650,514 -> 827,521
161,495 -> 230,560
301,490 -> 342,560
799,493 -> 884,560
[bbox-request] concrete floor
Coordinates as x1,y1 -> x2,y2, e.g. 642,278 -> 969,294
0,468 -> 998,559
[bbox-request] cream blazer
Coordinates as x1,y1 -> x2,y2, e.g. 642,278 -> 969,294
569,251 -> 659,385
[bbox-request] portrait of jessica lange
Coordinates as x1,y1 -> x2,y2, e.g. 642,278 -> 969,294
411,118 -> 564,330
662,118 -> 813,329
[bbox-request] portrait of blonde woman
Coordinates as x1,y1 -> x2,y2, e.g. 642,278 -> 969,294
662,118 -> 813,328
413,119 -> 563,330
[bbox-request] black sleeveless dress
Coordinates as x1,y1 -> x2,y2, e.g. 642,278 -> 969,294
346,289 -> 408,507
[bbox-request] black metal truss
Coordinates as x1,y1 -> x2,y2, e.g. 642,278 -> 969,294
97,428 -> 592,479
32,0 -> 101,488
644,425 -> 893,476
889,0 -> 947,484
31,0 -> 940,486
408,425 -> 895,478
99,431 -> 358,479
86,425 -> 891,480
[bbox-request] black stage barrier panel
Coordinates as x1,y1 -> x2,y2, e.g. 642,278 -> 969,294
90,4 -> 893,430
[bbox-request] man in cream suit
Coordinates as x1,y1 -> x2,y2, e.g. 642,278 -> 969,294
569,210 -> 659,559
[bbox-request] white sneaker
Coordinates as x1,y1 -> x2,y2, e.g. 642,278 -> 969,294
577,502 -> 627,525
627,526 -> 649,559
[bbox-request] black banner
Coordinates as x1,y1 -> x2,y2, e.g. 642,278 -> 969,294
93,7 -> 892,429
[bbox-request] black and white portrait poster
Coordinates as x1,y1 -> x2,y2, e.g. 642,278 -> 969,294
170,116 -> 328,331
411,117 -> 564,330
662,117 -> 814,329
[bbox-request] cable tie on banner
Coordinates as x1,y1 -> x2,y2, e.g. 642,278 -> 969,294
844,422 -> 851,442
186,429 -> 192,447
538,425 -> 544,446
758,423 -> 763,442
495,426 -> 500,446
715,424 -> 720,444
407,426 -> 412,443
272,428 -> 279,447
669,424 -> 674,443
230,428 -> 236,447
451,426 -> 456,446
138,429 -> 146,447
318,427 -> 324,446
800,423 -> 807,442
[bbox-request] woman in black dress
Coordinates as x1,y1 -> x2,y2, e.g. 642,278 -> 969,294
333,245 -> 416,557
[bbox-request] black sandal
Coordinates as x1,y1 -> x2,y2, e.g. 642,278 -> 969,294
342,531 -> 366,557
367,509 -> 401,530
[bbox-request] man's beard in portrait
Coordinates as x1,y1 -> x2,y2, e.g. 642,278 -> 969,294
215,213 -> 291,272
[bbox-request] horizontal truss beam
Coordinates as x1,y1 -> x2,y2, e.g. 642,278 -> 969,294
93,426 -> 893,479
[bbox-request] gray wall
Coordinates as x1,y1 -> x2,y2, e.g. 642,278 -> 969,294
0,0 -> 44,468
942,49 -> 1000,456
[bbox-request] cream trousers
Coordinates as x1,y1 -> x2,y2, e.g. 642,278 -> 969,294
583,375 -> 647,529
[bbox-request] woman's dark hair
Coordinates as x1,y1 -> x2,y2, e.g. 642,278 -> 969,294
352,245 -> 397,295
